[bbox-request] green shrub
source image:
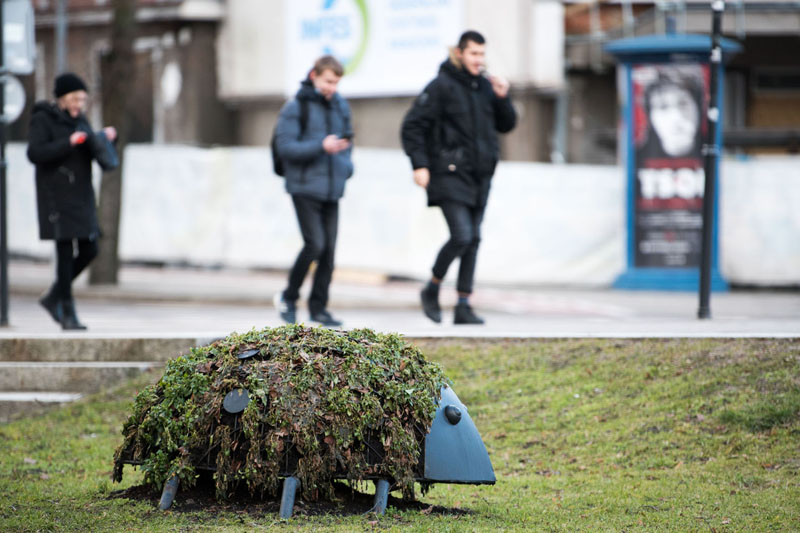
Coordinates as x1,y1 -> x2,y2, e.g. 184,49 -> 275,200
112,325 -> 449,501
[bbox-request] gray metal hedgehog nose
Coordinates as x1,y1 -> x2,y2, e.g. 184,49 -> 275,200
423,386 -> 495,484
444,405 -> 461,425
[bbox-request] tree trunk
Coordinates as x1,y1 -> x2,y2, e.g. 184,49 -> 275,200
89,0 -> 136,285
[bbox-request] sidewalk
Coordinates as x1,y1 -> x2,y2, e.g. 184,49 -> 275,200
2,259 -> 799,338
3,259 -> 797,423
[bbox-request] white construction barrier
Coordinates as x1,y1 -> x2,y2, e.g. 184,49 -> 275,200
7,143 -> 800,287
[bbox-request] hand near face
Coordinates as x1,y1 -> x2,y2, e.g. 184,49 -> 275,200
489,75 -> 510,99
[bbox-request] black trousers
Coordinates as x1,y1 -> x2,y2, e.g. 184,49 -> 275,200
54,238 -> 99,300
283,195 -> 338,314
432,201 -> 486,295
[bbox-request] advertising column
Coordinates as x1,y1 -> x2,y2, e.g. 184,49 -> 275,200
606,34 -> 739,291
632,63 -> 708,269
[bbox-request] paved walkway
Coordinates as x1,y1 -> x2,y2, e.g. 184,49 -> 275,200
2,260 -> 799,338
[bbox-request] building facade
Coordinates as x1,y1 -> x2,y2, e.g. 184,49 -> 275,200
564,0 -> 800,162
17,1 -> 800,163
22,0 -> 233,145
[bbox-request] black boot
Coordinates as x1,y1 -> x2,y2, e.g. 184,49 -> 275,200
39,285 -> 62,325
309,309 -> 343,328
60,299 -> 87,331
420,282 -> 442,324
454,302 -> 484,325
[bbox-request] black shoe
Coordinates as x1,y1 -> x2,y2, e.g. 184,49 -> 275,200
454,302 -> 484,325
60,299 -> 87,330
309,309 -> 342,328
274,293 -> 297,324
420,284 -> 441,323
39,286 -> 62,325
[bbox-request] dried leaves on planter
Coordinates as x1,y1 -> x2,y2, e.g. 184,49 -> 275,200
112,325 -> 449,501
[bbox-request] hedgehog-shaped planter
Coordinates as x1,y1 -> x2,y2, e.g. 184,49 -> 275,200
112,325 -> 494,517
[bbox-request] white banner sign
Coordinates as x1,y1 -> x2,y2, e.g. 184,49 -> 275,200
285,0 -> 463,98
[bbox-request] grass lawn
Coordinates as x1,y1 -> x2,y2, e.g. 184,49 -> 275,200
1,338 -> 798,531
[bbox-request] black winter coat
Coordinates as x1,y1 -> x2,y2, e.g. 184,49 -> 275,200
27,102 -> 107,240
401,58 -> 517,207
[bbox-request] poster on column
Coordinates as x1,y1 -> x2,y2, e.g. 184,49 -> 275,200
632,63 -> 710,268
285,0 -> 464,98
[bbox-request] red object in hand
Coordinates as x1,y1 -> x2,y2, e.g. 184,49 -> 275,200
71,132 -> 88,145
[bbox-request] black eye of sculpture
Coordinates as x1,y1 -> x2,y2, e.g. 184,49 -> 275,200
444,405 -> 461,425
223,389 -> 249,414
237,349 -> 259,360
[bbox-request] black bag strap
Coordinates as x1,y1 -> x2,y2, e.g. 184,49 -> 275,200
271,97 -> 310,177
297,98 -> 309,136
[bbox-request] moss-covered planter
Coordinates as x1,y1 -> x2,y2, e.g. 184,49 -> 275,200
112,325 -> 449,501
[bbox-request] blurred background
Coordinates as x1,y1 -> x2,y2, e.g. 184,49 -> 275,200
6,0 -> 800,288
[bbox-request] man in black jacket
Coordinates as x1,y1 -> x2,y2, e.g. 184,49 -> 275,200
401,30 -> 516,324
27,73 -> 117,330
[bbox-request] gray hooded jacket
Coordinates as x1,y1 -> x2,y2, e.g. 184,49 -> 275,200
274,79 -> 354,202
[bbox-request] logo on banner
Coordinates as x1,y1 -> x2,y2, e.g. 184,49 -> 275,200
300,0 -> 369,74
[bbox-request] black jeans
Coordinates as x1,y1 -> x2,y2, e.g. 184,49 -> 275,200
432,201 -> 486,295
284,195 -> 338,314
54,238 -> 99,300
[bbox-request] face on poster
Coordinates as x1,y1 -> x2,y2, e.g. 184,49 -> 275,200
285,0 -> 464,98
631,63 -> 710,268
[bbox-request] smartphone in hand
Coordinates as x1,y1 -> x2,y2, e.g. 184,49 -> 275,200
71,131 -> 88,145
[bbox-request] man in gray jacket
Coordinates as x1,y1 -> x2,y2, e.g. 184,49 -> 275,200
273,55 -> 353,326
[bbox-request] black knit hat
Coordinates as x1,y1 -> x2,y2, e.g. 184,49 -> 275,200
53,72 -> 88,98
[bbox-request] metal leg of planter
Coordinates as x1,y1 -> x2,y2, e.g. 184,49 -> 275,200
279,476 -> 300,519
373,479 -> 390,515
158,475 -> 179,510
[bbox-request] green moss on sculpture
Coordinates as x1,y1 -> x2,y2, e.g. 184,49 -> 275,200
112,325 -> 449,501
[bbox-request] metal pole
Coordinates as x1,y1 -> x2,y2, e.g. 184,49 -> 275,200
698,0 -> 725,319
279,476 -> 300,519
1,0 -> 9,327
589,0 -> 604,72
55,0 -> 67,74
551,88 -> 568,164
372,479 -> 390,515
622,0 -> 635,38
157,475 -> 180,511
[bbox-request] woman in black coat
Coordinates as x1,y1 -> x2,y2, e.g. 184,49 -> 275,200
27,73 -> 117,330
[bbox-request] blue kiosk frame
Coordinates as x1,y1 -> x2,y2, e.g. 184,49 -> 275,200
606,34 -> 740,291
